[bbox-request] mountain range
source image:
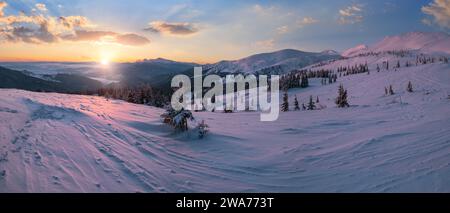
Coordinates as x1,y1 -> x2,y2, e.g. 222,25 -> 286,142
0,31 -> 449,93
342,31 -> 450,57
202,49 -> 341,75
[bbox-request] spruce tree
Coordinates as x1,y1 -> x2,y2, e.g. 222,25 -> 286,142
294,96 -> 300,111
281,91 -> 289,112
389,85 -> 395,95
307,95 -> 316,110
335,84 -> 350,108
407,81 -> 413,93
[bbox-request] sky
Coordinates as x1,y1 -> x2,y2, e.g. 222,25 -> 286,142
0,0 -> 449,63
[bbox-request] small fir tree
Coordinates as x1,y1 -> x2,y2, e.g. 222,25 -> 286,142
335,84 -> 350,108
294,96 -> 300,111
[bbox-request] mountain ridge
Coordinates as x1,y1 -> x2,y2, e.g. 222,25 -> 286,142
343,31 -> 450,57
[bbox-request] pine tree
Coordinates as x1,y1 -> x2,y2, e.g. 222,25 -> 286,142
294,96 -> 300,111
335,84 -> 350,108
316,96 -> 320,103
197,120 -> 209,139
389,85 -> 395,95
407,81 -> 413,93
161,108 -> 194,131
300,75 -> 309,88
281,91 -> 289,112
307,95 -> 316,110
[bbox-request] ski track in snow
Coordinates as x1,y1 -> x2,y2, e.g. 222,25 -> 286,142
1,57 -> 450,192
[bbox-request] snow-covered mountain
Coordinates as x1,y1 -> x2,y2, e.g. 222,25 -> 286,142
343,32 -> 450,57
1,52 -> 450,192
203,49 -> 341,75
1,31 -> 450,192
342,44 -> 368,57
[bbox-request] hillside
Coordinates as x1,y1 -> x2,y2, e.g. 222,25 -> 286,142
1,55 -> 449,192
0,66 -> 103,93
343,32 -> 450,57
203,49 -> 341,75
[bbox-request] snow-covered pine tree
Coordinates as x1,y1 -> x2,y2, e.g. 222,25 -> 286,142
197,120 -> 209,139
389,85 -> 395,95
307,95 -> 316,110
294,95 -> 300,111
335,84 -> 350,108
161,108 -> 194,131
407,81 -> 413,93
281,91 -> 289,112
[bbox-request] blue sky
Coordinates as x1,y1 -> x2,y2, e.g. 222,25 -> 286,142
0,0 -> 448,62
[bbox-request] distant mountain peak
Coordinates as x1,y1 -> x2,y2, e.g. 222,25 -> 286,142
138,57 -> 178,63
203,48 -> 341,75
320,49 -> 340,55
342,44 -> 368,57
342,31 -> 450,57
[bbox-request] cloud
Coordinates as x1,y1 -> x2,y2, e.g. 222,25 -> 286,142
0,1 -> 6,17
277,25 -> 289,34
298,17 -> 319,27
252,4 -> 277,16
144,21 -> 199,36
338,4 -> 364,24
252,38 -> 275,49
165,4 -> 201,19
35,3 -> 48,12
62,30 -> 150,46
62,30 -> 117,41
59,16 -> 93,29
115,33 -> 150,46
421,0 -> 450,29
0,2 -> 149,46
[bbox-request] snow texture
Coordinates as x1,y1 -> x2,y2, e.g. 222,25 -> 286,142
1,56 -> 449,192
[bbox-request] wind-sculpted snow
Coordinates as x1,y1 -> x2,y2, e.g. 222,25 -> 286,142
0,58 -> 450,192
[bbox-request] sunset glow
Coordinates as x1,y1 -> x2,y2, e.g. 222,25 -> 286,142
101,59 -> 109,66
0,0 -> 448,63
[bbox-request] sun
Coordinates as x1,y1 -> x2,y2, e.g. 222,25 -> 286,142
101,58 -> 110,66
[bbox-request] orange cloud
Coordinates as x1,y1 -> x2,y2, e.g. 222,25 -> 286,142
0,2 -> 149,46
0,1 -> 6,17
422,0 -> 450,29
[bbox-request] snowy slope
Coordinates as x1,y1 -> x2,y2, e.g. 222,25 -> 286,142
344,32 -> 450,57
1,56 -> 450,192
203,49 -> 341,75
342,44 -> 368,57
